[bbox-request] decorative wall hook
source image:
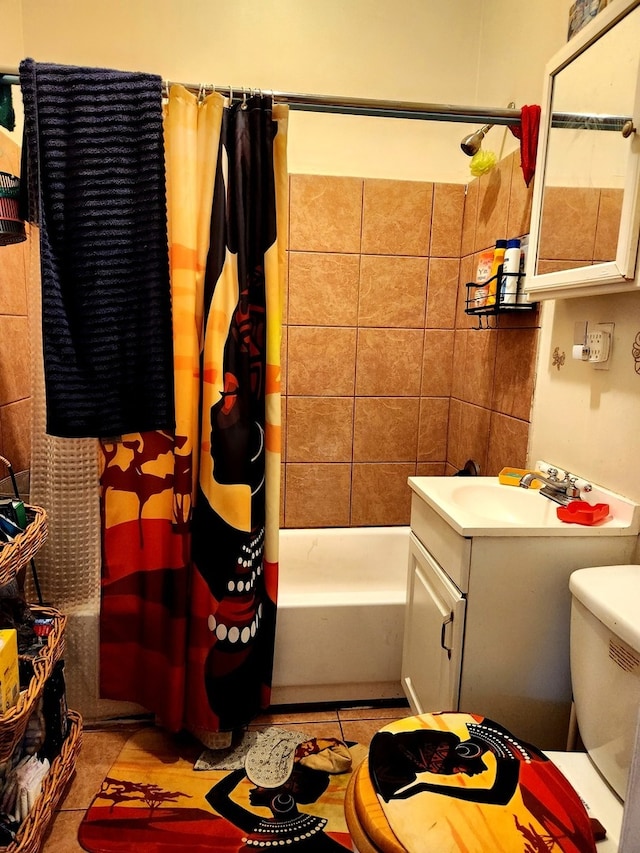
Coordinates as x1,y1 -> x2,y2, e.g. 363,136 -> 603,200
632,332 -> 640,374
552,346 -> 565,370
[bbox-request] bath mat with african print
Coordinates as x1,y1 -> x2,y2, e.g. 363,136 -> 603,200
78,727 -> 365,852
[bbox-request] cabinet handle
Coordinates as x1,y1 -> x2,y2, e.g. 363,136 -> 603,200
441,613 -> 453,660
622,119 -> 636,139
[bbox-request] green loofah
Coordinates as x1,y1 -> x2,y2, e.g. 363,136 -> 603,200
470,149 -> 497,177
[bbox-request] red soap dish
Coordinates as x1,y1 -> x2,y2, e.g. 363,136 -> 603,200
556,501 -> 610,526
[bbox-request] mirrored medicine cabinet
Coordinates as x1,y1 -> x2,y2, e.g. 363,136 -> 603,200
525,0 -> 640,300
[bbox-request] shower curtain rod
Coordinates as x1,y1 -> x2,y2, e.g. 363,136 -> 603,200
0,69 -> 628,130
170,83 -> 525,126
0,69 -> 520,124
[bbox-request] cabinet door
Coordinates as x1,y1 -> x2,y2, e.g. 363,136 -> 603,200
401,534 -> 465,716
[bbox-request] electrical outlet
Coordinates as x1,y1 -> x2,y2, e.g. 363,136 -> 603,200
588,322 -> 614,369
587,331 -> 610,362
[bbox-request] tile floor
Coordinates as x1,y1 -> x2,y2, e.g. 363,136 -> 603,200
41,702 -> 409,852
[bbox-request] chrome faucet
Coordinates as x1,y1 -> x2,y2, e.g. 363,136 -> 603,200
519,468 -> 583,506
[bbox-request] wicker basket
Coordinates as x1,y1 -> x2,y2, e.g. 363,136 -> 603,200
3,710 -> 83,853
0,507 -> 48,588
0,607 -> 66,764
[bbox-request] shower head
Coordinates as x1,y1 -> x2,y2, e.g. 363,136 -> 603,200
460,124 -> 493,156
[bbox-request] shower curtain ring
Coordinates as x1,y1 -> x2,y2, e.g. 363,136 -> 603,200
229,85 -> 233,105
241,89 -> 248,110
198,83 -> 205,103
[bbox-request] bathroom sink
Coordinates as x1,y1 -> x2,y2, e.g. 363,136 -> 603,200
408,476 -> 640,537
449,481 -> 558,524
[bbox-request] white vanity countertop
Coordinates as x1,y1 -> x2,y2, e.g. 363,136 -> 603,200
408,476 -> 640,537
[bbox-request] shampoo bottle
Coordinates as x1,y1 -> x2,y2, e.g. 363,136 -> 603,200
500,238 -> 522,305
486,239 -> 507,306
473,249 -> 494,308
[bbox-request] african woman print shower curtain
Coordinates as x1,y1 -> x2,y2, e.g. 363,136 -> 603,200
99,87 -> 288,735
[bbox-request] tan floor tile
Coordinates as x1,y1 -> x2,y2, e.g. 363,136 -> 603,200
251,708 -> 340,726
41,809 -> 85,852
59,729 -> 132,810
249,721 -> 344,743
337,704 -> 410,722
340,718 -> 390,748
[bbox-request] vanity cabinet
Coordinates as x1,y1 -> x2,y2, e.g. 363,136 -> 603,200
402,488 -> 638,751
402,534 -> 466,716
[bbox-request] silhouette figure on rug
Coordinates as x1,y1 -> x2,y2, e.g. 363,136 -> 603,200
206,737 -> 352,851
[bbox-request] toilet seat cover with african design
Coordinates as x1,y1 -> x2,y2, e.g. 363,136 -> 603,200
364,712 -> 597,853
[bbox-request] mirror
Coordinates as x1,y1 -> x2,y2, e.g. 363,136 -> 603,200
525,0 -> 640,300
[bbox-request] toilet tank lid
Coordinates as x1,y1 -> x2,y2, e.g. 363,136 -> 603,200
570,565 -> 640,652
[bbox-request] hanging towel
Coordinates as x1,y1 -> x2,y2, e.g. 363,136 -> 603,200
19,59 -> 175,438
509,104 -> 542,188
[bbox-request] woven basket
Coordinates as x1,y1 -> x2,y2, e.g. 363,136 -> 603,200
0,507 -> 48,588
0,606 -> 66,764
0,172 -> 26,247
4,710 -> 83,853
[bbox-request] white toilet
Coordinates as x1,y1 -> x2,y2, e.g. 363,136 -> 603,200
545,563 -> 640,852
346,564 -> 640,852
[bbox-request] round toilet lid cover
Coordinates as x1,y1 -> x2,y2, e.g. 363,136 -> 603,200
367,712 -> 597,853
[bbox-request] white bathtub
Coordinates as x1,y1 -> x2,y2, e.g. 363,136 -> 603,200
271,526 -> 410,705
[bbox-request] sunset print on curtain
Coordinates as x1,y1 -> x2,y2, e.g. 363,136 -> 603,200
99,87 -> 288,736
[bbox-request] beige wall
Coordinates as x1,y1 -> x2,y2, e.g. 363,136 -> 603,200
0,0 -> 24,68
8,0 -> 640,523
477,0 -> 568,109
0,0 -> 25,144
16,0 -> 567,183
8,0 -> 636,520
530,292 -> 640,508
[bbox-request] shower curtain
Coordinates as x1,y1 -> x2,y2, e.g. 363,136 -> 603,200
99,86 -> 288,735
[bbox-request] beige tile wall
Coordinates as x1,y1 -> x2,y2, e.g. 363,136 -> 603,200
451,151 -> 541,483
0,137 -> 543,526
0,134 -> 31,476
283,151 -> 542,528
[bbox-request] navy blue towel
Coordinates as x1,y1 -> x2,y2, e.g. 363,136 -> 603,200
20,59 -> 175,438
